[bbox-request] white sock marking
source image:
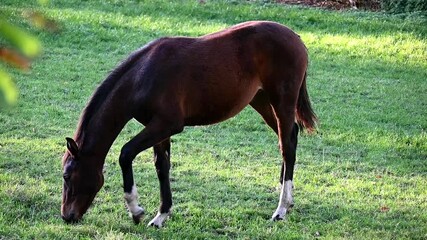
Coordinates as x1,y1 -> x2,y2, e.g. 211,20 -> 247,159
272,180 -> 293,220
124,185 -> 144,216
284,180 -> 293,206
148,212 -> 170,228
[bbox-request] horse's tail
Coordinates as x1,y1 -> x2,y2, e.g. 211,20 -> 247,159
296,72 -> 317,133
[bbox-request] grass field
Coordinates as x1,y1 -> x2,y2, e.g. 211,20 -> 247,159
1,0 -> 426,239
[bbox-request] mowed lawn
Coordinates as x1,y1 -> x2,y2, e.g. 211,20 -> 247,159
0,0 -> 426,239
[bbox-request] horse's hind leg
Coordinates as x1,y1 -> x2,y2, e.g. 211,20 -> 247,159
250,90 -> 278,135
147,138 -> 172,228
251,89 -> 299,220
263,82 -> 300,221
270,105 -> 298,221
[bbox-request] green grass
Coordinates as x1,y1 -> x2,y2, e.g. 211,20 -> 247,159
1,0 -> 426,239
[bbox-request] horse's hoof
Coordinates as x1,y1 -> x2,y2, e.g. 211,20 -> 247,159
132,211 -> 144,225
147,212 -> 170,228
271,207 -> 287,221
272,214 -> 284,221
149,222 -> 161,228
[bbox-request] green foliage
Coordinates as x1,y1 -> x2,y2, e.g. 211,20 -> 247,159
0,18 -> 42,58
381,0 -> 427,15
0,0 -> 426,239
0,15 -> 42,107
0,0 -> 53,108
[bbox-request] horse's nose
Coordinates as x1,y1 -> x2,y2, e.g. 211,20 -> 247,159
62,212 -> 78,223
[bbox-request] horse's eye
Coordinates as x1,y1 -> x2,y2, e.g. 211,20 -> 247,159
63,173 -> 71,182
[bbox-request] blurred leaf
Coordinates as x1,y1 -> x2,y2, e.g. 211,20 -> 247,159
38,0 -> 49,5
0,18 -> 42,58
24,11 -> 60,33
0,68 -> 18,106
0,48 -> 31,70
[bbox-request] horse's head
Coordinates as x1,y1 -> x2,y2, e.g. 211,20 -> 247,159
61,138 -> 104,223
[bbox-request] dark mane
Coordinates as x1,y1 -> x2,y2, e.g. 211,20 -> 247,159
74,44 -> 154,144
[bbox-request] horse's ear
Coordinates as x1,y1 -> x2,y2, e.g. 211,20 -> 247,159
65,137 -> 79,157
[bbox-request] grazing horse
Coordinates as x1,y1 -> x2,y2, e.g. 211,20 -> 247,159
61,21 -> 317,227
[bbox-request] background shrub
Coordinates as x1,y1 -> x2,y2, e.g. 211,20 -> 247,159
381,0 -> 427,14
275,0 -> 426,14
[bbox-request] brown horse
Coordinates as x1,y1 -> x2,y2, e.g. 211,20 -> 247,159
61,21 -> 317,227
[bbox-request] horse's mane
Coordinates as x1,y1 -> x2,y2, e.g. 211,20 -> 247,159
74,44 -> 154,144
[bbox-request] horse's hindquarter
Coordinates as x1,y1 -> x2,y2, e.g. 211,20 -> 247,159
183,22 -> 307,126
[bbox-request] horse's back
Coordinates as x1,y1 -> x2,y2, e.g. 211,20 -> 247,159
131,21 -> 308,126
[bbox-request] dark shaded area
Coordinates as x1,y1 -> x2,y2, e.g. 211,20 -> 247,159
276,0 -> 427,14
277,0 -> 379,10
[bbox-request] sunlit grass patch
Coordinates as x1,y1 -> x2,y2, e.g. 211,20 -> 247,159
303,32 -> 426,68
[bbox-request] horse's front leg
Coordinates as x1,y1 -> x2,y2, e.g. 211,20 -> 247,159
119,148 -> 145,224
119,116 -> 183,225
148,138 -> 172,228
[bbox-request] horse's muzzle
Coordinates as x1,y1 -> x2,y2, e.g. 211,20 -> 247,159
61,212 -> 81,224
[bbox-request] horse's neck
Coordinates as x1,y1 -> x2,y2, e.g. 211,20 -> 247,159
76,101 -> 130,165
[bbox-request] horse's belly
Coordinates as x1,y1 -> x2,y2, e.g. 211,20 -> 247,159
184,85 -> 259,126
184,105 -> 246,126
